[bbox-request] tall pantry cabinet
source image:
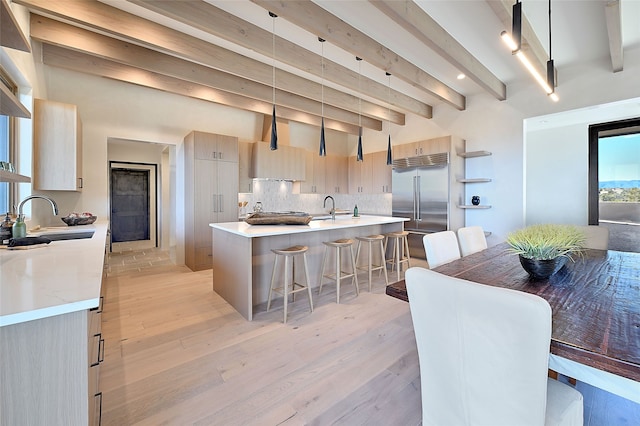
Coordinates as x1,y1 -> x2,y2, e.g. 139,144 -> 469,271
184,131 -> 239,271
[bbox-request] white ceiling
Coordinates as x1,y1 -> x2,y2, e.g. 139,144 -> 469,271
99,0 -> 640,111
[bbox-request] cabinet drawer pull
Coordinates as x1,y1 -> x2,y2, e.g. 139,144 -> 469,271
99,336 -> 105,364
78,177 -> 83,189
91,333 -> 103,367
95,392 -> 103,426
97,295 -> 104,314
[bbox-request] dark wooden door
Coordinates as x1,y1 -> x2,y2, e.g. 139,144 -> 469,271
111,168 -> 150,242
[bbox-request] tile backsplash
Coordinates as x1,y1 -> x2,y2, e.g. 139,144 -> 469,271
238,180 -> 392,217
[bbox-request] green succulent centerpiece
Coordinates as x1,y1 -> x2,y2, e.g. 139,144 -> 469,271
507,224 -> 586,279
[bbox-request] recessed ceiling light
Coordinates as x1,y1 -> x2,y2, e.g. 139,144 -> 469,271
457,73 -> 466,80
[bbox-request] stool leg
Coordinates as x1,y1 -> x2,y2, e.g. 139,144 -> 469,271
379,240 -> 389,285
302,253 -> 313,312
395,237 -> 401,282
335,246 -> 341,304
318,246 -> 328,295
350,245 -> 359,296
267,255 -> 279,312
367,240 -> 373,292
283,255 -> 290,324
403,235 -> 411,269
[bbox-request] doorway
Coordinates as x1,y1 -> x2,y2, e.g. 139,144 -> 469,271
110,162 -> 158,245
588,117 -> 640,252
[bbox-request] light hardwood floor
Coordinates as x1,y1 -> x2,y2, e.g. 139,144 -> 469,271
102,248 -> 640,425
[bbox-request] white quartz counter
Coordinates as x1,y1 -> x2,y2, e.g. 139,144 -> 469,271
0,220 -> 108,327
210,215 -> 407,237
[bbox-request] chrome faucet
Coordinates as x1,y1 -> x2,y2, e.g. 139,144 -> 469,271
323,195 -> 335,221
18,195 -> 59,217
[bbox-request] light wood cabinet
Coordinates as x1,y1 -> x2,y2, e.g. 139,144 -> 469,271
300,150 -> 326,193
394,136 -> 451,160
238,142 -> 253,193
184,131 -> 239,271
348,154 -> 373,194
325,155 -> 348,194
371,151 -> 392,193
0,249 -> 106,426
33,99 -> 83,191
251,142 -> 305,180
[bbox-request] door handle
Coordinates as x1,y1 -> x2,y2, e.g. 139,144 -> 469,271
219,194 -> 223,212
416,175 -> 421,221
413,176 -> 418,220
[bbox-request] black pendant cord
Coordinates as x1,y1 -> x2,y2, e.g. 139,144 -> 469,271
356,56 -> 363,162
548,0 -> 552,61
319,37 -> 326,156
386,72 -> 392,165
269,12 -> 278,150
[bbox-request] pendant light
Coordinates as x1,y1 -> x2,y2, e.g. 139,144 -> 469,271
386,72 -> 393,165
501,0 -> 558,101
318,37 -> 326,156
269,11 -> 278,150
546,0 -> 558,101
356,56 -> 363,162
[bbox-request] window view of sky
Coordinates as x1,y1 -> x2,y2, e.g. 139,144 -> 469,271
599,133 -> 640,182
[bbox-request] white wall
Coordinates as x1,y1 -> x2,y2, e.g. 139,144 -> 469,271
525,98 -> 640,226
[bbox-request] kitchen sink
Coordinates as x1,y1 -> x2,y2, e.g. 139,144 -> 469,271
40,231 -> 95,241
27,226 -> 95,241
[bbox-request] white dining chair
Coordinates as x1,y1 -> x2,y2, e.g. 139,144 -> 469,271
422,231 -> 461,269
579,225 -> 609,250
457,225 -> 488,257
405,267 -> 584,426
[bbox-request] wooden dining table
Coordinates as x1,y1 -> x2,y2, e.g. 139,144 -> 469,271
386,242 -> 640,403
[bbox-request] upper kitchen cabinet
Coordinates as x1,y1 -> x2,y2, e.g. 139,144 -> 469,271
300,150 -> 326,194
371,151 -> 392,193
251,142 -> 305,181
33,99 -> 83,191
394,136 -> 451,159
193,131 -> 238,162
325,155 -> 348,194
348,154 -> 373,194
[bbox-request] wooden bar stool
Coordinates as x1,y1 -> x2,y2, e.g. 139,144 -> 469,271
384,231 -> 411,282
266,245 -> 313,323
355,234 -> 388,291
318,239 -> 359,304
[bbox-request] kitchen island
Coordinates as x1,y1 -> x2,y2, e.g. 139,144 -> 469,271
210,215 -> 407,320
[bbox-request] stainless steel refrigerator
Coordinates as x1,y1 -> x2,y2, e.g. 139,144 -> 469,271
392,153 -> 450,259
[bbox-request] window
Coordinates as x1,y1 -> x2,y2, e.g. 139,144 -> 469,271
589,117 -> 640,224
0,67 -> 17,215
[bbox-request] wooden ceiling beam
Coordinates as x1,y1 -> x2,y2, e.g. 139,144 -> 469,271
30,15 -> 381,131
251,0 -> 466,111
41,44 -> 362,134
127,0 -> 430,119
604,0 -> 623,72
14,0 -> 399,126
371,0 -> 506,101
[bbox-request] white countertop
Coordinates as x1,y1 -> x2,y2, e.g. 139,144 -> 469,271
210,215 -> 407,238
0,220 -> 108,327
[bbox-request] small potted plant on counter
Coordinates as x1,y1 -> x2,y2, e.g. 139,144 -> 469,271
506,224 -> 585,279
